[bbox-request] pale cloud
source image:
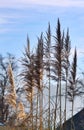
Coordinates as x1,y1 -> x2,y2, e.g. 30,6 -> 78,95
0,16 -> 17,25
0,0 -> 84,8
0,18 -> 8,24
0,28 -> 10,34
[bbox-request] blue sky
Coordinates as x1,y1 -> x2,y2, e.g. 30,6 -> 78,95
0,0 -> 84,70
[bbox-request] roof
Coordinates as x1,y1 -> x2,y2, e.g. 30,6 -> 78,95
57,108 -> 84,130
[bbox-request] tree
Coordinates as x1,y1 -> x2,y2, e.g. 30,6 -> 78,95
51,19 -> 64,130
67,48 -> 82,130
0,53 -> 17,123
5,63 -> 17,126
21,36 -> 35,129
7,64 -> 16,109
34,33 -> 44,130
64,29 -> 71,123
68,48 -> 77,117
44,23 -> 51,130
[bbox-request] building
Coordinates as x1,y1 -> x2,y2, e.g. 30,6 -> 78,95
57,108 -> 84,130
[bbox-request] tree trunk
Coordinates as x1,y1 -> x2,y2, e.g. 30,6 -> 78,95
48,65 -> 51,130
54,82 -> 59,130
59,79 -> 62,130
39,89 -> 43,130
